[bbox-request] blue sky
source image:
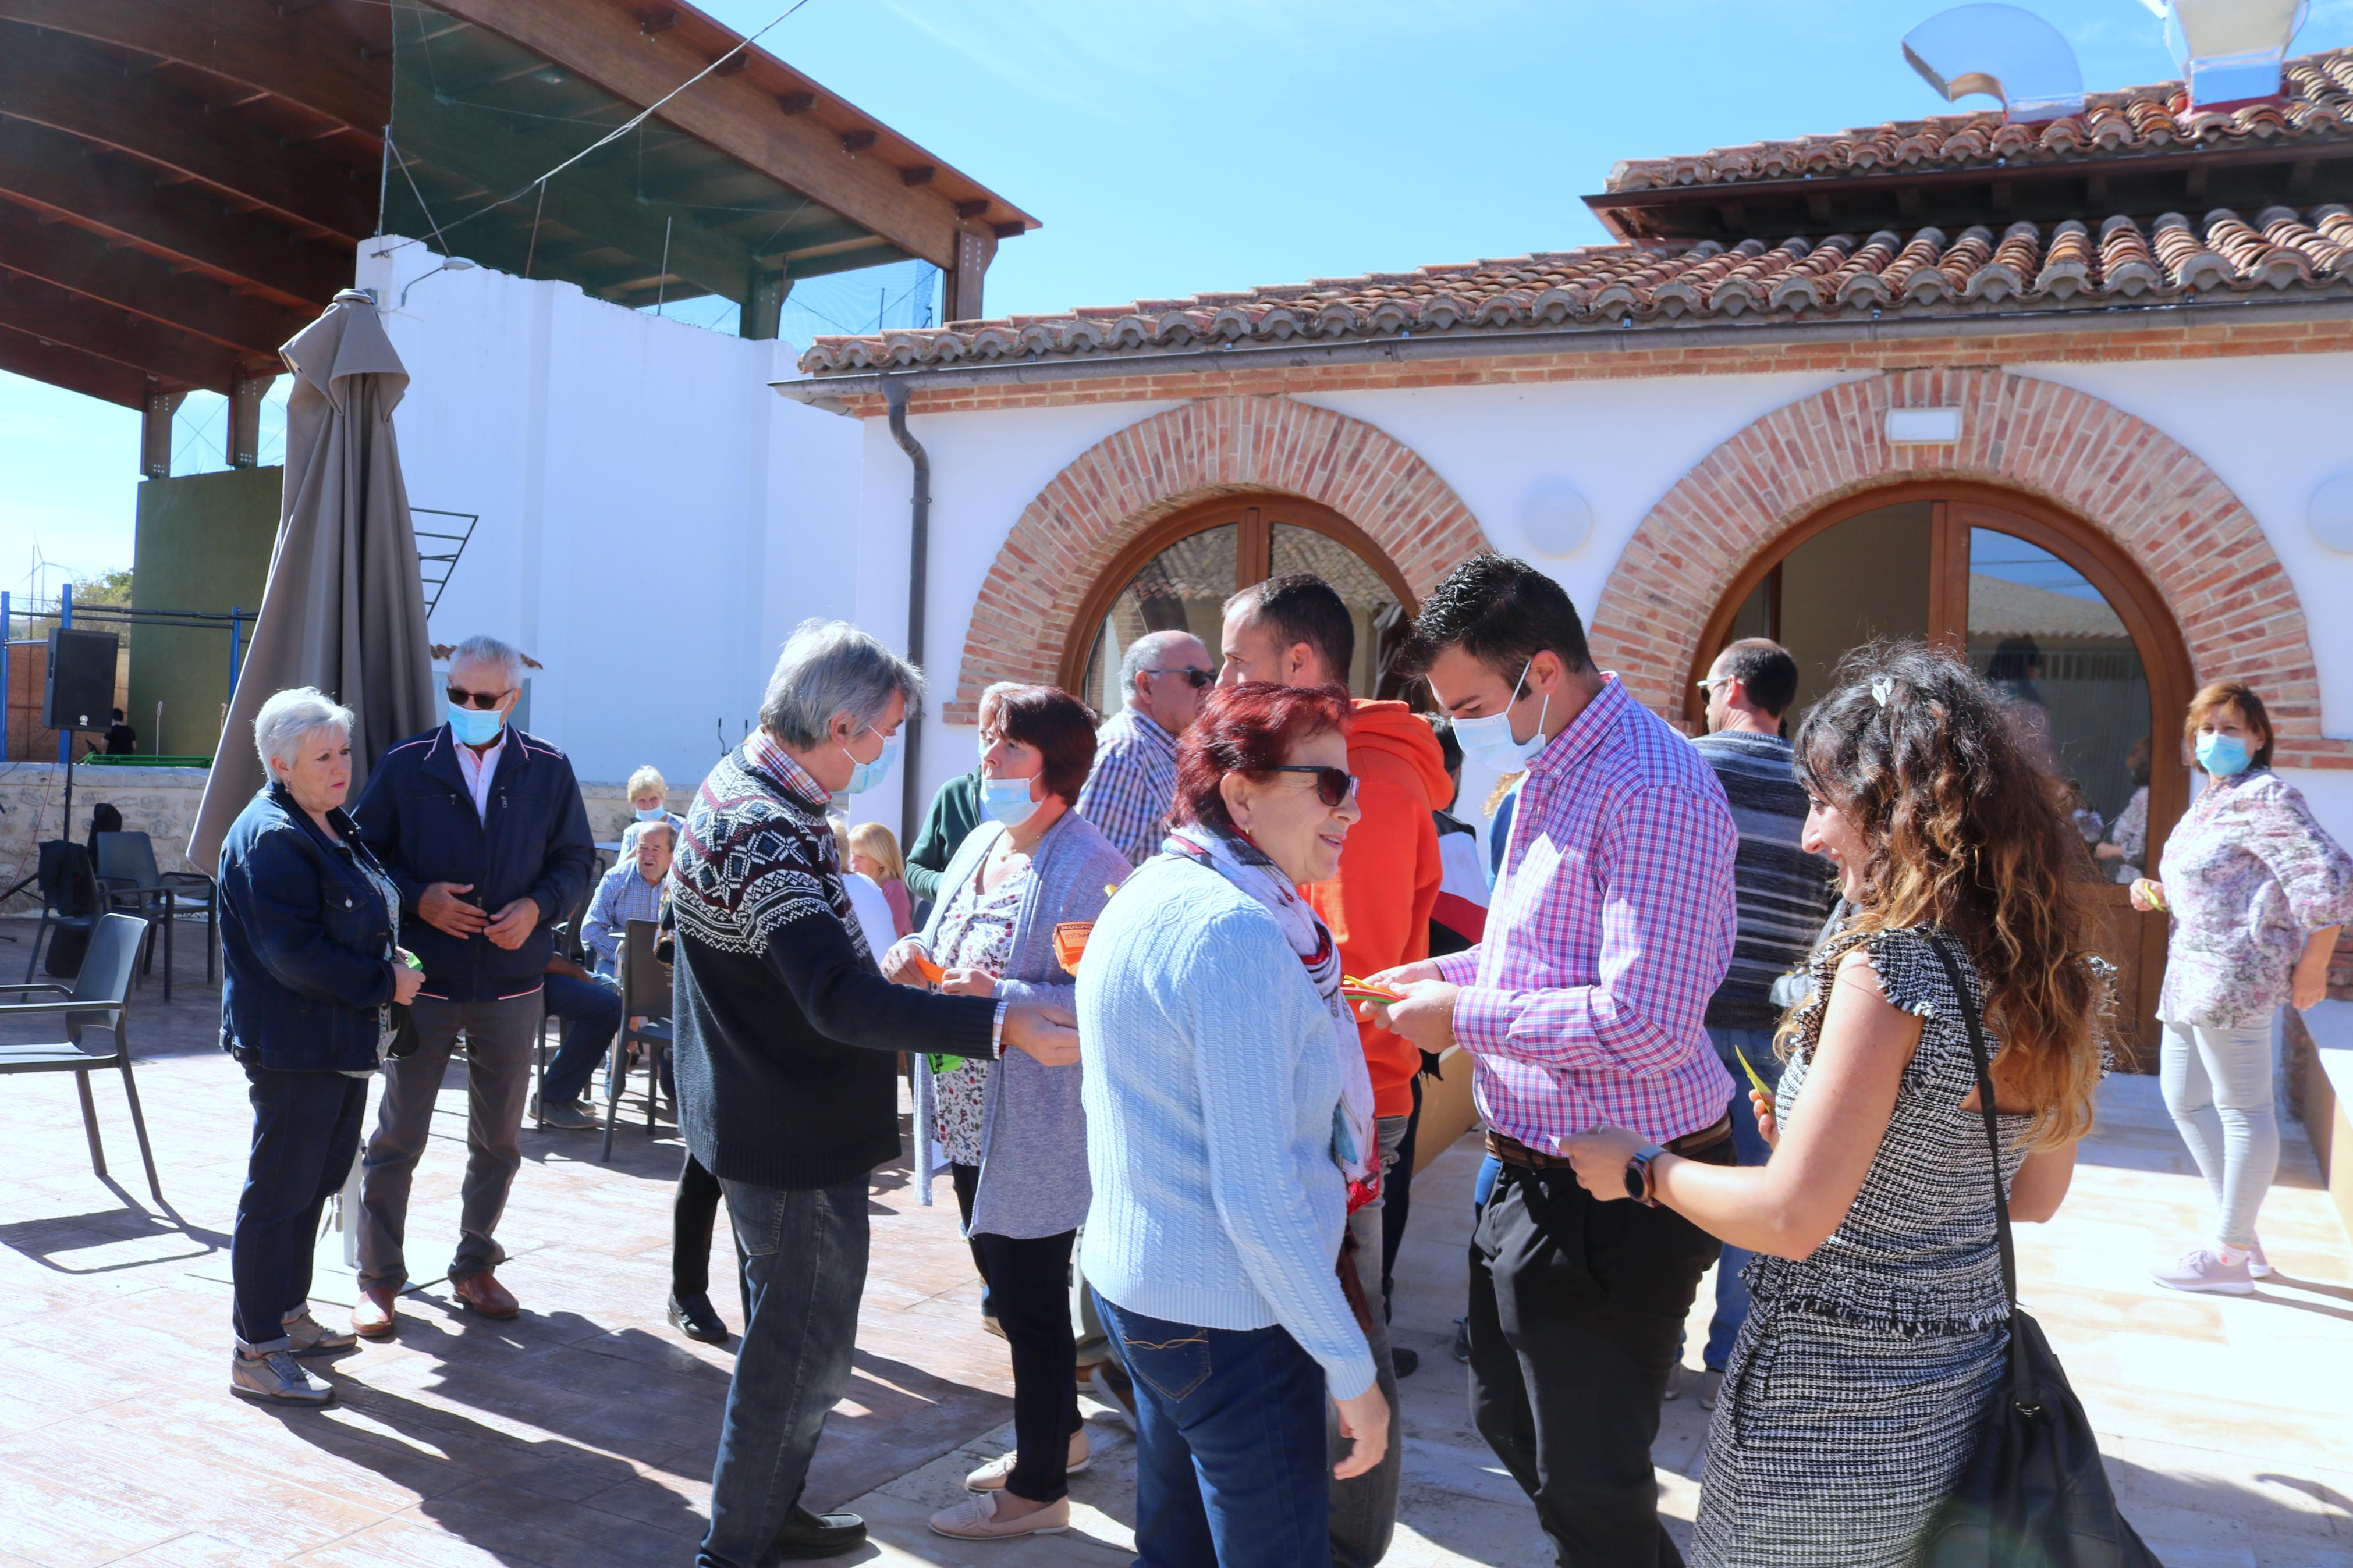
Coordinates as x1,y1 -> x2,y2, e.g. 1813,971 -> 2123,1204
8,0 -> 2350,594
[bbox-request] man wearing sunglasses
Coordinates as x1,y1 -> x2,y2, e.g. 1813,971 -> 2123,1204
1218,572 -> 1449,1568
1073,628 -> 1213,867
349,634 -> 595,1336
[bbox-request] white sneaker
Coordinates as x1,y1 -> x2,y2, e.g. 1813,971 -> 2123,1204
1695,1368 -> 1726,1411
2247,1236 -> 2272,1279
967,1431 -> 1090,1491
2152,1247 -> 2254,1296
929,1491 -> 1070,1540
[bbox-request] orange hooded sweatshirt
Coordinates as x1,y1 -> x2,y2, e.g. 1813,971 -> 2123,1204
1304,700 -> 1450,1119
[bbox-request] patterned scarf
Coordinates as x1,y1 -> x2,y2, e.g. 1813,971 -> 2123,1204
1166,822 -> 1380,1208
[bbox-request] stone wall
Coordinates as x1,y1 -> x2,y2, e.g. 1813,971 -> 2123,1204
0,761 -> 683,913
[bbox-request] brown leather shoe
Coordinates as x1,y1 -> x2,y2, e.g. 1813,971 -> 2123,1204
452,1270 -> 520,1320
353,1285 -> 399,1342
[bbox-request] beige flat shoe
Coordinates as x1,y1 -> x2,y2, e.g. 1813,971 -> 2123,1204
929,1492 -> 1070,1541
966,1432 -> 1091,1491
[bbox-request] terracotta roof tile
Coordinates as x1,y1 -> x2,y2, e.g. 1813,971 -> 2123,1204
799,204 -> 2353,375
1603,47 -> 2352,193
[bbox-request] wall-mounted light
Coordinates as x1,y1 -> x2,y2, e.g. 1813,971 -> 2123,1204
2139,0 -> 2308,110
1903,4 -> 2086,122
398,254 -> 478,310
2311,472 -> 2353,554
1519,481 -> 1593,558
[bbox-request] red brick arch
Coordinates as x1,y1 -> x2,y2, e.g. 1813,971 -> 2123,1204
949,396 -> 1490,722
1588,367 -> 2345,767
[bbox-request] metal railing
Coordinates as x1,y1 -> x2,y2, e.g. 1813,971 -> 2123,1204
2,586 -> 256,765
412,507 -> 480,621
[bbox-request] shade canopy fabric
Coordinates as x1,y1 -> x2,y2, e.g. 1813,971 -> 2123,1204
189,289 -> 438,869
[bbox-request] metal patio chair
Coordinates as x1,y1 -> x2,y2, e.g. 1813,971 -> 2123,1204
0,913 -> 164,1204
24,840 -> 103,983
94,831 -> 219,990
600,918 -> 672,1162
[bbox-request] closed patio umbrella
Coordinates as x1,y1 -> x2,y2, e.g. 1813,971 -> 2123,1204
189,289 -> 438,868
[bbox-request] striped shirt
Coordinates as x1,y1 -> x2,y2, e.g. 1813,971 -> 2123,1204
1690,730 -> 1837,1029
1075,705 -> 1179,866
583,858 -> 669,977
1435,675 -> 1738,1149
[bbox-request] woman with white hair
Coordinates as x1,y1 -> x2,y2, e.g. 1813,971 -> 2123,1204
217,687 -> 423,1407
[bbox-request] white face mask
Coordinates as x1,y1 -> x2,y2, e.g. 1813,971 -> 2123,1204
1451,662 -> 1552,773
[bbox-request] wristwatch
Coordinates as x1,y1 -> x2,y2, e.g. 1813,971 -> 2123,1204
1622,1143 -> 1667,1207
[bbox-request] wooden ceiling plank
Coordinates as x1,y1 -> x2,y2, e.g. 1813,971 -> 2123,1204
0,23 -> 376,238
0,120 -> 353,307
0,319 -> 154,405
0,0 -> 388,133
0,270 -> 243,388
427,0 -> 968,270
0,200 -> 306,357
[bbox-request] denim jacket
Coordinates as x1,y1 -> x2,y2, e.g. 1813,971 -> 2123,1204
219,784 -> 399,1072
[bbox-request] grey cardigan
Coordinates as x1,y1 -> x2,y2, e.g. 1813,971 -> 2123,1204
910,808 -> 1130,1238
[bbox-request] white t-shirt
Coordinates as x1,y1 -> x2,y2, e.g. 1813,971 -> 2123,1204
843,870 -> 899,961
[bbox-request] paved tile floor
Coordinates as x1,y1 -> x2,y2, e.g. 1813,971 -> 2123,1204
0,916 -> 2347,1565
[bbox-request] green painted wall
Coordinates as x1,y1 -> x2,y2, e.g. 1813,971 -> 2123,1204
129,468 -> 281,759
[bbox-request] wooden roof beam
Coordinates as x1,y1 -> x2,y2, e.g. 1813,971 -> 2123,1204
0,22 -> 377,239
0,269 -> 247,390
428,0 -> 978,271
0,319 -> 155,406
0,0 -> 389,133
0,121 -> 354,307
0,199 -> 307,357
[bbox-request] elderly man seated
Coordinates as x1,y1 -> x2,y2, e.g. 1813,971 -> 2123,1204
530,822 -> 673,1129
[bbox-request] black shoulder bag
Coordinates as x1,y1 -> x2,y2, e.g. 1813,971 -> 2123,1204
1918,933 -> 2160,1568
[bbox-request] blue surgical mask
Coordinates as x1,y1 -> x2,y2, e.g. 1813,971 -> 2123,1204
981,773 -> 1042,829
448,703 -> 503,746
1453,663 -> 1552,774
633,805 -> 667,822
837,729 -> 902,796
2196,733 -> 2252,778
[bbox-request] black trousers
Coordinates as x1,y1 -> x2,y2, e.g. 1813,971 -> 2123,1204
1466,1142 -> 1731,1567
232,1065 -> 367,1347
672,1150 -> 745,1320
952,1162 -> 1083,1503
1379,1075 -> 1422,1318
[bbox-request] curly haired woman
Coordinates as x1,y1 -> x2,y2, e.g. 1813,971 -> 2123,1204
1564,643 -> 2111,1568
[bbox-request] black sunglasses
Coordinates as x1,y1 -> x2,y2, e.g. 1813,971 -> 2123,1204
1147,666 -> 1215,689
446,685 -> 510,710
1265,765 -> 1359,808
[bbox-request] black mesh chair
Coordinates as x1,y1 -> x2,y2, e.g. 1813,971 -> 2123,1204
94,831 -> 219,990
0,913 -> 163,1204
24,840 -> 103,983
599,918 -> 672,1162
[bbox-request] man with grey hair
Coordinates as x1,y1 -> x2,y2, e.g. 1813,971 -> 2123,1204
671,618 -> 1080,1566
349,633 -> 595,1336
1073,627 -> 1213,866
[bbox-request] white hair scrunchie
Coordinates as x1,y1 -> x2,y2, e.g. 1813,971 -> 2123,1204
1871,675 -> 1895,709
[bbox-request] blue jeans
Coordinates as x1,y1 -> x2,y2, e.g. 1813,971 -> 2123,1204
698,1178 -> 869,1568
539,971 -> 622,1107
1098,1294 -> 1332,1568
1702,1025 -> 1778,1371
233,1064 -> 367,1349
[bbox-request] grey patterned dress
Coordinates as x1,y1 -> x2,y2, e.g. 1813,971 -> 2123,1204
1692,925 -> 2032,1568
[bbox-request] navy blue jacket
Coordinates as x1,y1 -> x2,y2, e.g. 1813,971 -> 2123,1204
218,784 -> 399,1073
350,724 -> 596,1002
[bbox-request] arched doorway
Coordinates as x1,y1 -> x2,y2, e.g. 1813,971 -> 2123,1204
1689,481 -> 2195,1069
1059,495 -> 1419,712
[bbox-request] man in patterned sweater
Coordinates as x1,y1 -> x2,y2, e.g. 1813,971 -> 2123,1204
670,620 -> 1080,1567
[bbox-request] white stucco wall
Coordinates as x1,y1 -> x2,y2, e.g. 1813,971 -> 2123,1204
354,240 -> 861,790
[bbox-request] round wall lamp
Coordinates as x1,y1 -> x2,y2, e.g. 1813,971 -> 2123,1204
1519,480 -> 1593,558
2312,472 -> 2353,555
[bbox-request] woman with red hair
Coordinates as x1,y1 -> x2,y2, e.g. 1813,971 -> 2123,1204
1076,681 -> 1390,1567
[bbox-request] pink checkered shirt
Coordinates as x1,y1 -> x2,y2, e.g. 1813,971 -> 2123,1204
1436,675 -> 1740,1149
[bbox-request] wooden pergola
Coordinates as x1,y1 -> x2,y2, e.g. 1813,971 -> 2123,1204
0,0 -> 1034,471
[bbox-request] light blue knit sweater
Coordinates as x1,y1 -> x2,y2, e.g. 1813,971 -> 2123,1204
1077,852 -> 1376,1400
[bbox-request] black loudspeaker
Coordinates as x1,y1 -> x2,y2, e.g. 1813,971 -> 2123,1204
44,627 -> 119,732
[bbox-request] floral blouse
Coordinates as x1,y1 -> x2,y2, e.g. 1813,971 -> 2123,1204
2158,769 -> 2353,1027
929,861 -> 1029,1165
